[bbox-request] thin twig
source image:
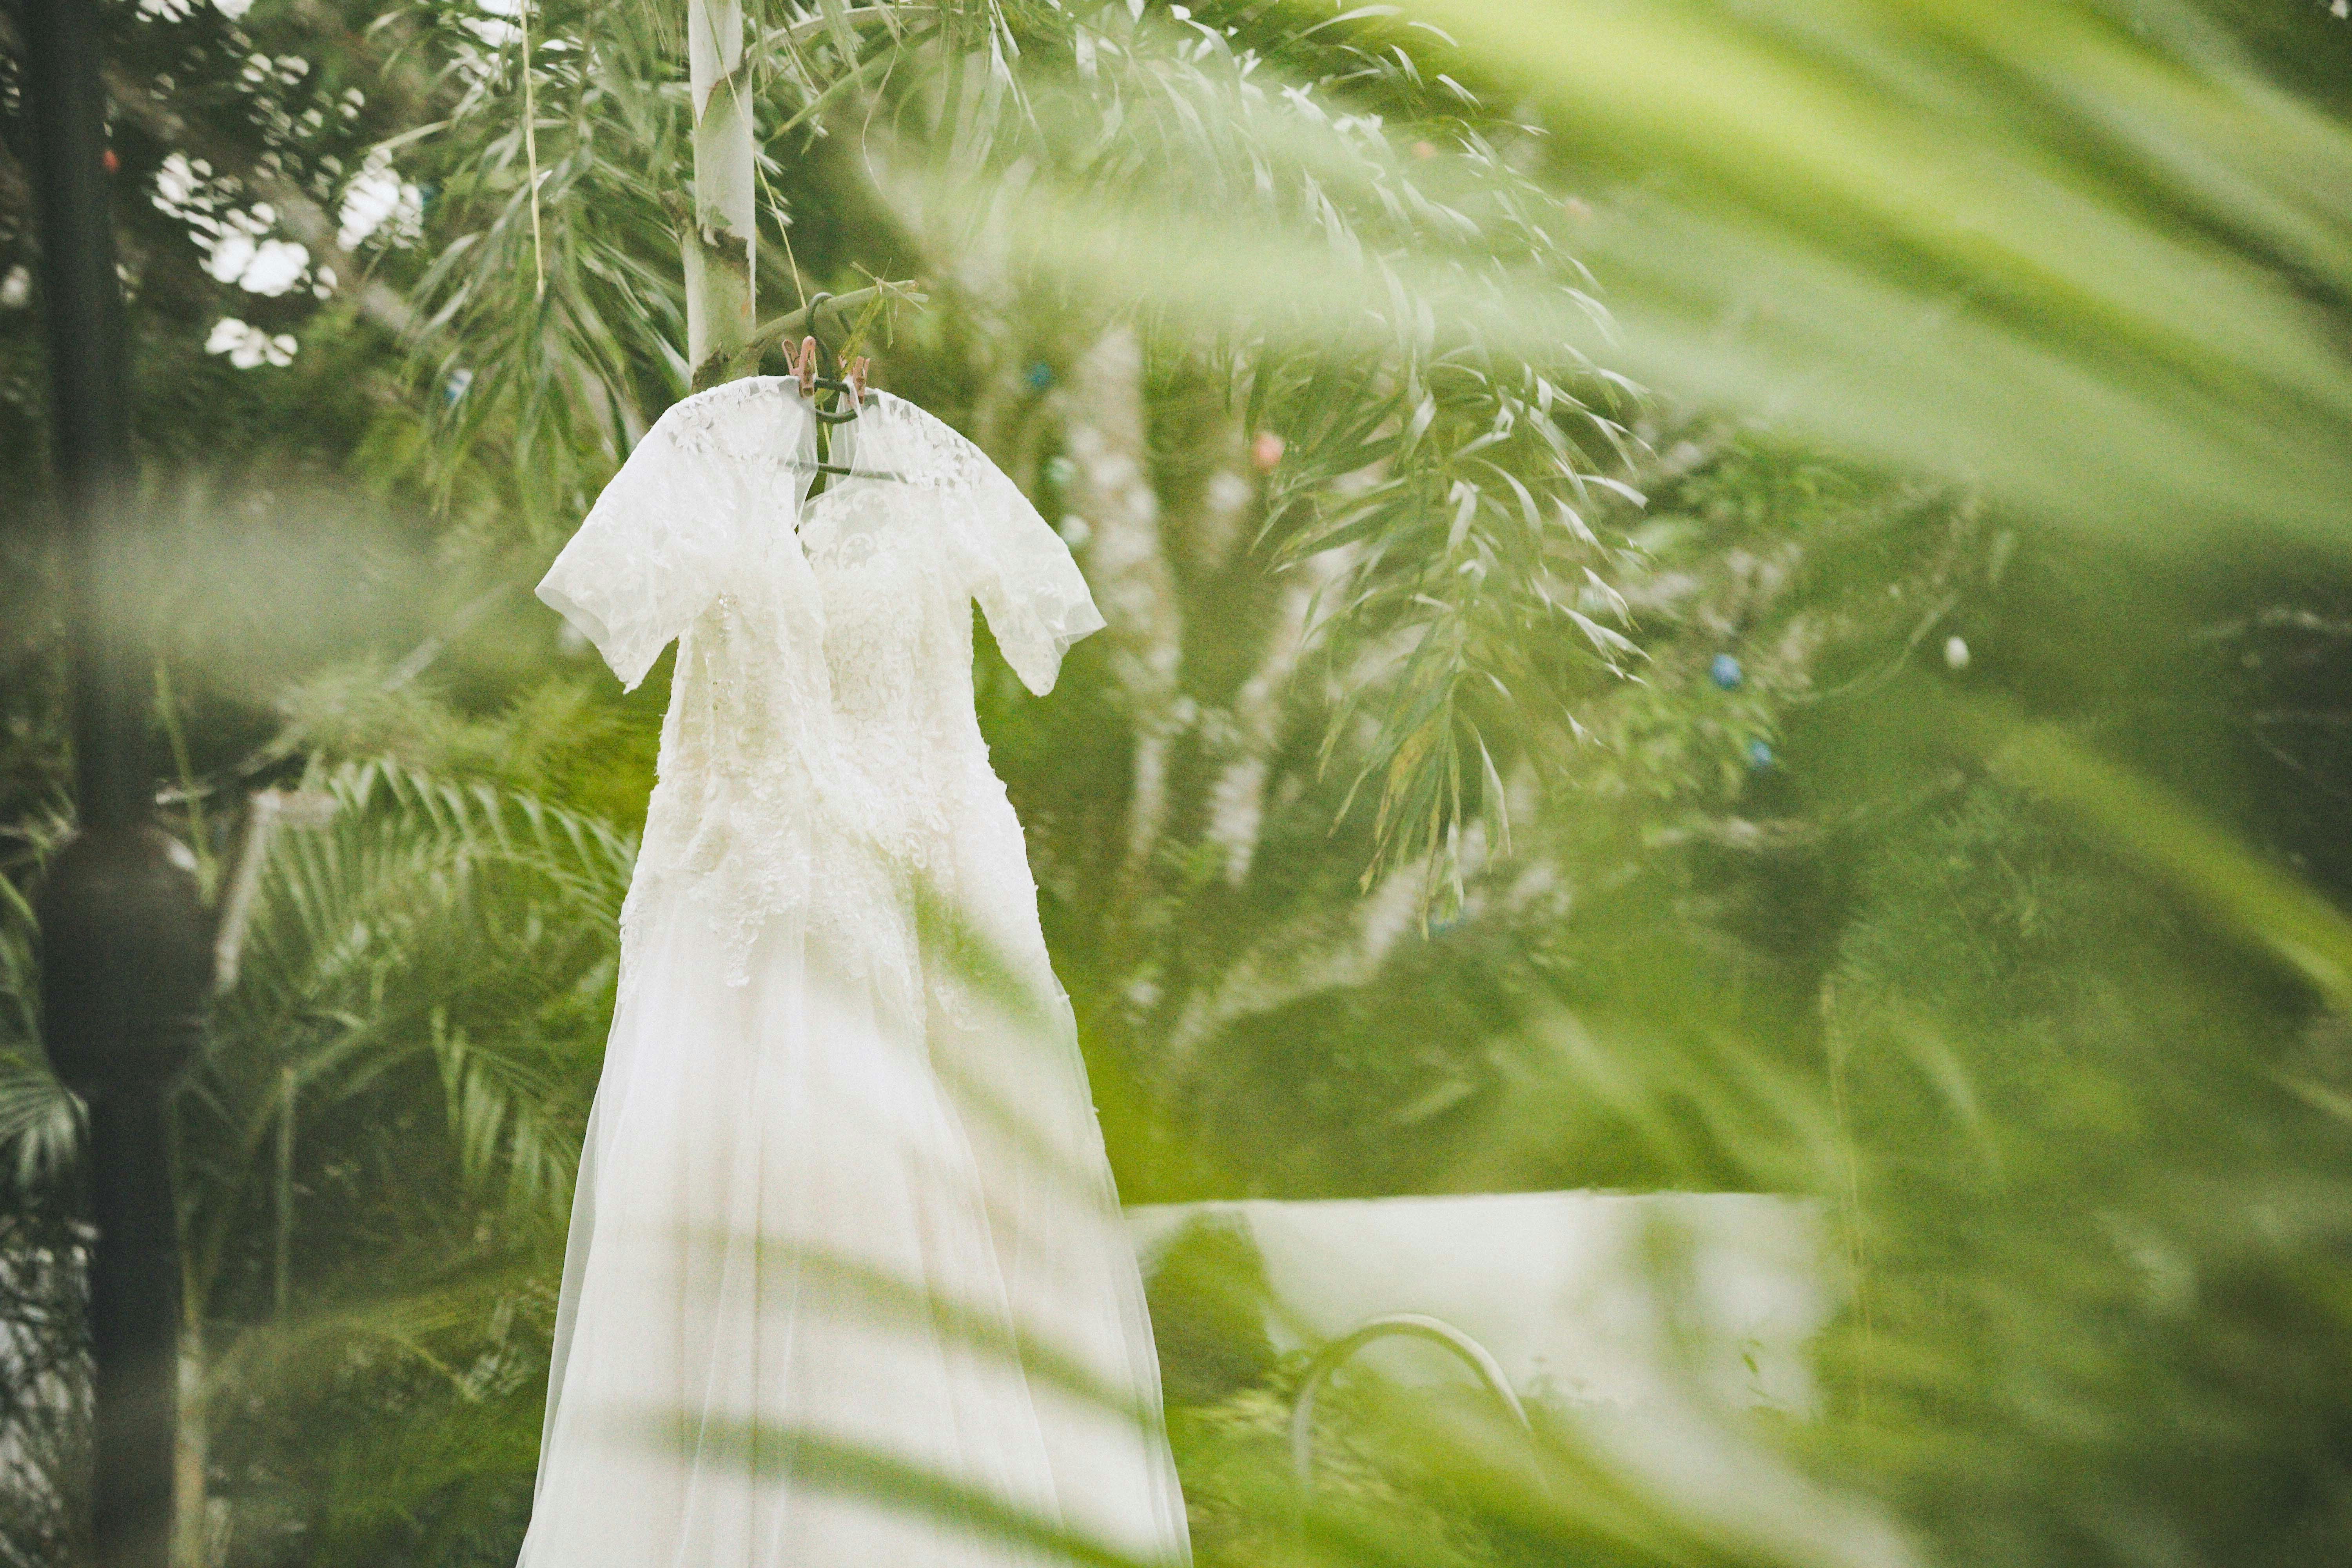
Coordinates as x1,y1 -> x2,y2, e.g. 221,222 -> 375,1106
520,0 -> 545,298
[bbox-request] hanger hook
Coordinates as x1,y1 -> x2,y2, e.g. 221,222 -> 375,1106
803,291 -> 840,379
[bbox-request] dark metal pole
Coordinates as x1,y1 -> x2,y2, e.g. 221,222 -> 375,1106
20,4 -> 213,1567
20,0 -> 139,834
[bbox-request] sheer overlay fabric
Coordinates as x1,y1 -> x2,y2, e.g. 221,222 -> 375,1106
522,382 -> 1187,1567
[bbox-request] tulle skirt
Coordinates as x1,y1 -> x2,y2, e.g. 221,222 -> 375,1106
515,850 -> 1189,1567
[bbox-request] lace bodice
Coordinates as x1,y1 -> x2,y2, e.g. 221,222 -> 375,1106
537,380 -> 1106,982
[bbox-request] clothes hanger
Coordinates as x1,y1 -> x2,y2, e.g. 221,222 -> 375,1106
788,292 -> 906,488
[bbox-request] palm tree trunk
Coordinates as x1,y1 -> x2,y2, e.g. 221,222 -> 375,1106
684,0 -> 755,379
171,1339 -> 207,1568
1063,325 -> 1181,911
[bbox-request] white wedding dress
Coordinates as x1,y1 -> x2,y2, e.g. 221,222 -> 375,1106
520,379 -> 1190,1567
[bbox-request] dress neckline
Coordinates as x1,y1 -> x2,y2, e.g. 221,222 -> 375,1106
783,383 -> 896,521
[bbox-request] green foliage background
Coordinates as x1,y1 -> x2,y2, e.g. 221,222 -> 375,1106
4,1 -> 2352,1566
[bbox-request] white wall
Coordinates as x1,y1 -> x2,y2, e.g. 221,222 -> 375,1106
1131,1190 -> 1831,1412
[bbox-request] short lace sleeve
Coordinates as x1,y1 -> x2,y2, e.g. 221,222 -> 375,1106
955,462 -> 1107,697
535,403 -> 746,691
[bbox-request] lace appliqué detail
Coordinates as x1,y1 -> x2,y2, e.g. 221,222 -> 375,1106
661,377 -> 789,456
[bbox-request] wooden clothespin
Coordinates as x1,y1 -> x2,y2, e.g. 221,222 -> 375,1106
793,336 -> 820,399
845,356 -> 870,409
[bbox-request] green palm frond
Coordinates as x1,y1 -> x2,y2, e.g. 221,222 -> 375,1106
839,1 -> 1643,888
394,0 -> 698,512
0,1052 -> 76,1200
187,760 -> 632,1308
0,814 -> 77,1196
1397,0 -> 2352,546
207,1250 -> 547,1400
